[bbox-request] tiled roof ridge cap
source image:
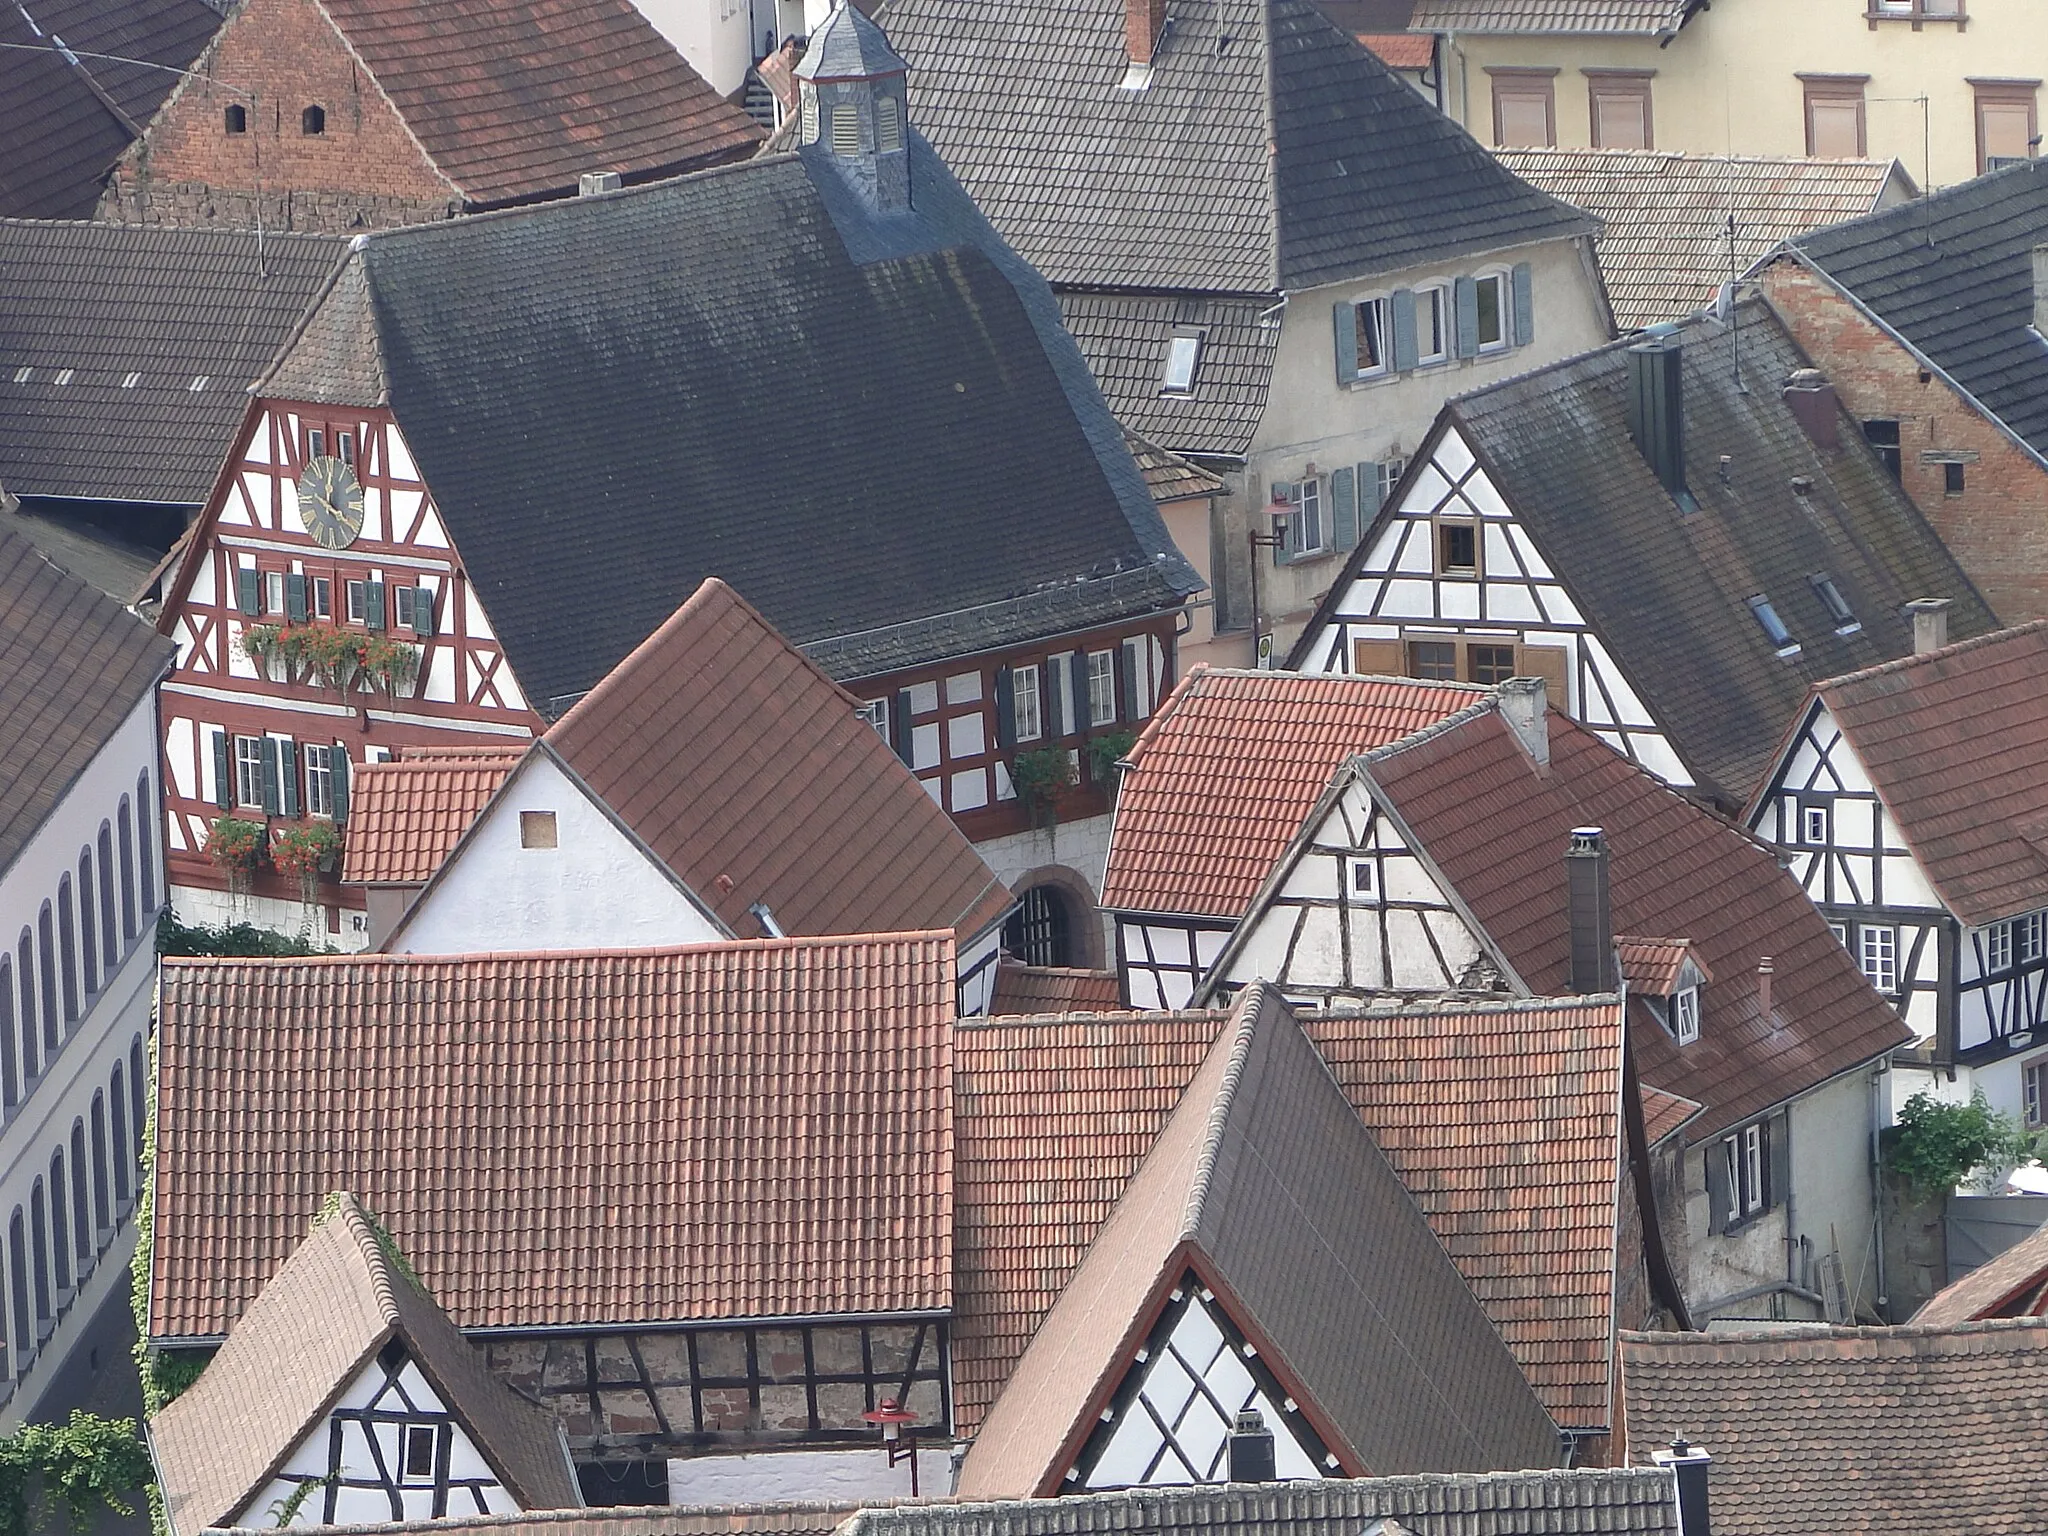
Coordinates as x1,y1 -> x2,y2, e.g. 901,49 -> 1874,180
1616,933 -> 1695,946
1319,990 -> 1620,1017
159,930 -> 956,969
1792,155 -> 2047,256
0,216 -> 347,243
957,1006 -> 1229,1029
1193,669 -> 1487,690
1179,988 -> 1268,1238
1623,1313 -> 2048,1346
1499,145 -> 1896,170
1817,619 -> 2048,696
1358,690 -> 1504,763
319,1192 -> 407,1326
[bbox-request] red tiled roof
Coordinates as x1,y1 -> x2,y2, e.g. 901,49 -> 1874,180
340,744 -> 525,886
1914,1219 -> 2048,1326
1357,31 -> 1435,68
1365,706 -> 1910,1139
1615,936 -> 1710,996
1104,669 -> 1483,919
546,578 -> 1011,943
1797,623 -> 2048,927
318,0 -> 762,204
987,962 -> 1124,1015
151,935 -> 956,1341
1640,1084 -> 1703,1147
951,996 -> 1629,1433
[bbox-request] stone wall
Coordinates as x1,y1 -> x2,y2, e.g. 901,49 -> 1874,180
97,176 -> 458,234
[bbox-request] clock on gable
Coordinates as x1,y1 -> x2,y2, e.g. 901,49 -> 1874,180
297,456 -> 365,550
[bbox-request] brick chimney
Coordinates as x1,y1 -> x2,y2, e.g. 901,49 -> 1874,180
1782,367 -> 1839,453
1756,957 -> 1773,1022
1226,1409 -> 1276,1483
1652,1437 -> 1713,1536
1126,0 -> 1166,65
1566,828 -> 1615,994
1906,597 -> 1950,654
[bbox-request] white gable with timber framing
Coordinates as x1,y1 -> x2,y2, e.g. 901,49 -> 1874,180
1290,422 -> 1691,789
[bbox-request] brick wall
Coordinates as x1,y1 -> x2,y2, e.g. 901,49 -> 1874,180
1760,261 -> 2048,624
98,0 -> 460,233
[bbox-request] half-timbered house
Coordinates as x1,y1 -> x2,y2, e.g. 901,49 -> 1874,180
152,4 -> 1199,951
150,1195 -> 579,1533
1747,619 -> 2048,1121
1287,298 -> 1997,811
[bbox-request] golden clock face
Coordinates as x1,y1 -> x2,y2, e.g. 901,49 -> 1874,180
297,456 -> 365,550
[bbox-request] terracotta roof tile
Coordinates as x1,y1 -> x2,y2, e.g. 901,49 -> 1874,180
151,935 -> 956,1341
1798,623 -> 2048,927
1639,1083 -> 1704,1148
1104,670 -> 1482,918
1356,31 -> 1435,67
278,1507 -> 871,1536
987,962 -> 1124,1016
1621,1318 -> 2048,1533
1914,1218 -> 2048,1326
341,745 -> 525,886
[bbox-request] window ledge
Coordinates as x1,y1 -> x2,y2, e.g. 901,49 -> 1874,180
1864,7 -> 1966,26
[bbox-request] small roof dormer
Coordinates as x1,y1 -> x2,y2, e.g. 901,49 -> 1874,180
796,2 -> 913,214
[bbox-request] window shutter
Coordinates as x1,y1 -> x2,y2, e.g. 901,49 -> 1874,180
286,573 -> 308,624
994,667 -> 1016,750
413,586 -> 435,639
1270,481 -> 1295,566
365,581 -> 387,632
1332,302 -> 1359,383
1704,1141 -> 1732,1235
1331,464 -> 1359,551
278,738 -> 299,818
1046,655 -> 1070,739
236,566 -> 260,617
1069,658 -> 1089,733
330,747 -> 350,825
1390,289 -> 1419,372
259,737 -> 280,815
1763,1114 -> 1785,1212
210,730 -> 232,810
1353,638 -> 1402,676
1453,276 -> 1480,358
1517,643 -> 1570,709
890,689 -> 914,765
1119,639 -> 1142,721
1512,262 -> 1535,347
1362,460 -> 1387,518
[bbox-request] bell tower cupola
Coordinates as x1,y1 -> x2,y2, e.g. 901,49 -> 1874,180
795,2 -> 913,214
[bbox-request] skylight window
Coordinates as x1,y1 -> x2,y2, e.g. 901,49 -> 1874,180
121,372 -> 141,389
1808,573 -> 1861,635
1747,595 -> 1802,658
1161,335 -> 1201,395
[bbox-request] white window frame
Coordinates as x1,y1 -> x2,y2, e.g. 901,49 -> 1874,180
856,698 -> 888,737
304,746 -> 333,818
399,1423 -> 440,1486
1161,335 -> 1201,395
2028,1059 -> 2048,1129
394,584 -> 416,630
264,570 -> 286,615
1348,857 -> 1379,903
1351,296 -> 1391,379
2022,913 -> 2045,964
346,579 -> 367,624
1417,284 -> 1450,366
1859,924 -> 1898,994
1378,458 -> 1407,504
1087,650 -> 1117,727
312,576 -> 332,619
1673,985 -> 1700,1045
1802,803 -> 1829,845
1473,270 -> 1511,354
233,735 -> 264,809
1292,477 -> 1326,555
1013,665 -> 1042,743
1740,1124 -> 1764,1215
1989,921 -> 2015,974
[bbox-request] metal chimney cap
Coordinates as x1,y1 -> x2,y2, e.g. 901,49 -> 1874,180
1569,827 -> 1605,851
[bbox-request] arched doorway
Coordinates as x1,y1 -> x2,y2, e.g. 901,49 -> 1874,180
1004,885 -> 1073,968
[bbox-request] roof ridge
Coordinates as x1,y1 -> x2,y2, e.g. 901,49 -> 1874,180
319,1192 -> 407,1326
1360,689 -> 1505,763
1178,986 -> 1268,1240
1818,619 -> 2048,695
160,930 -> 956,969
1624,1313 -> 2048,1345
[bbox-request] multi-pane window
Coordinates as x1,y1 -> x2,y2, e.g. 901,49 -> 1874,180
313,576 -> 332,619
1292,477 -> 1325,554
1352,297 -> 1389,378
856,699 -> 888,737
1673,985 -> 1701,1045
346,580 -> 367,624
1859,924 -> 1898,994
265,571 -> 286,614
394,585 -> 416,629
1408,640 -> 1459,681
1718,1124 -> 1767,1226
1802,804 -> 1830,845
1474,273 -> 1509,352
1012,665 -> 1042,743
233,736 -> 264,809
1379,458 -> 1407,505
1437,520 -> 1478,576
1468,644 -> 1517,685
304,746 -> 333,818
1989,922 -> 2015,974
1087,651 -> 1117,727
2022,914 -> 2045,964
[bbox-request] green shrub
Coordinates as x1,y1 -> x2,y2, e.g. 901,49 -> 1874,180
1881,1091 -> 2039,1199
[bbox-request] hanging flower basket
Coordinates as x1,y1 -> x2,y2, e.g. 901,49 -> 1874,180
362,635 -> 423,698
270,821 -> 343,905
239,624 -> 285,680
1011,745 -> 1079,830
207,816 -> 266,896
289,623 -> 370,692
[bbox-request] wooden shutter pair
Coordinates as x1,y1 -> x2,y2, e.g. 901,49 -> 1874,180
210,730 -> 232,809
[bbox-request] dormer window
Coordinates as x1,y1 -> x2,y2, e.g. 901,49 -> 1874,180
1673,984 -> 1700,1045
1808,573 -> 1860,635
876,92 -> 903,152
1746,595 -> 1801,658
830,104 -> 861,156
1161,335 -> 1201,395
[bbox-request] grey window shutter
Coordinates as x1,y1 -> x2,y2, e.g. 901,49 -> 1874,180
278,738 -> 299,818
210,731 -> 232,810
1069,656 -> 1089,732
1704,1141 -> 1731,1235
365,580 -> 387,632
413,586 -> 435,639
1331,464 -> 1359,551
1390,289 -> 1419,372
259,737 -> 280,815
1270,481 -> 1294,566
1454,276 -> 1480,358
1332,302 -> 1358,383
1764,1114 -> 1784,1211
890,689 -> 914,765
329,747 -> 350,825
236,566 -> 260,617
1046,655 -> 1069,739
1512,261 -> 1535,348
994,666 -> 1016,750
286,573 -> 308,624
1362,460 -> 1387,518
1118,640 -> 1140,723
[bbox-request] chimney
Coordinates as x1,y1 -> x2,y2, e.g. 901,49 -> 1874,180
1906,596 -> 1950,654
2033,245 -> 2048,335
1782,368 -> 1839,452
1652,1437 -> 1713,1536
1496,676 -> 1549,767
1626,338 -> 1686,495
1126,0 -> 1167,64
1566,828 -> 1615,994
578,171 -> 622,196
1226,1409 -> 1276,1483
1756,957 -> 1773,1022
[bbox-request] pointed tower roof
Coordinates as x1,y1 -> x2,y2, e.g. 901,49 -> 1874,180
797,3 -> 908,81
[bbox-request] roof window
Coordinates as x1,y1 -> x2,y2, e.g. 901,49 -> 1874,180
1808,574 -> 1861,635
1161,335 -> 1201,395
121,372 -> 141,389
53,368 -> 72,386
11,367 -> 28,384
1747,595 -> 1802,659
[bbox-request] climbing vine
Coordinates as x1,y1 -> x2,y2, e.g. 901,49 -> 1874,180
0,1413 -> 152,1536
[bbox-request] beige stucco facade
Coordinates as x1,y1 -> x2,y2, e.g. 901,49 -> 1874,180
1436,0 -> 2042,191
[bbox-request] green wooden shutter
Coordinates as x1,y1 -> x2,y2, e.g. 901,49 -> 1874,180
1390,289 -> 1419,372
330,747 -> 350,825
278,738 -> 299,818
1270,481 -> 1295,566
412,585 -> 435,639
1362,460 -> 1387,519
1070,656 -> 1090,731
890,690 -> 914,765
1117,641 -> 1139,723
259,737 -> 280,815
285,573 -> 308,624
210,730 -> 232,810
994,667 -> 1016,749
236,566 -> 260,617
1453,276 -> 1480,358
1512,261 -> 1535,347
1332,302 -> 1358,383
364,581 -> 387,632
1330,465 -> 1358,551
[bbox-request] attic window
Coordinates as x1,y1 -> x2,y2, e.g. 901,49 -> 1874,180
1808,574 -> 1861,635
876,92 -> 903,152
401,1424 -> 438,1483
1746,595 -> 1802,658
225,104 -> 246,134
519,810 -> 558,849
830,104 -> 861,157
301,105 -> 325,135
1673,984 -> 1700,1045
1160,335 -> 1201,395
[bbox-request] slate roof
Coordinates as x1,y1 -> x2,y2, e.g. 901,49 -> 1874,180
1408,0 -> 1691,32
234,141 -> 1195,705
0,522 -> 172,882
1495,149 -> 1907,331
149,935 -> 956,1341
286,0 -> 759,204
1786,157 -> 2048,465
541,578 -> 1012,943
1621,1318 -> 2048,1534
0,220 -> 346,505
1358,700 -> 1912,1139
951,995 -> 1630,1433
1056,293 -> 1277,459
1299,298 -> 1999,806
958,986 -> 1558,1497
839,1473 -> 1683,1536
881,0 -> 1595,294
341,745 -> 525,886
797,2 -> 907,80
1104,669 -> 1484,919
151,1194 -> 577,1536
0,0 -> 223,220
1785,623 -> 2048,928
1914,1217 -> 2048,1325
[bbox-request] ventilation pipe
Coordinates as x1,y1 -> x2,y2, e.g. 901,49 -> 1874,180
1782,368 -> 1839,452
1626,338 -> 1686,495
1566,828 -> 1615,994
1226,1410 -> 1276,1483
1651,1438 -> 1713,1536
1907,597 -> 1950,654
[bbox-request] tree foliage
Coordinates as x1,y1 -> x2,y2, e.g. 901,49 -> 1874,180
154,909 -> 330,958
0,1413 -> 152,1536
1882,1091 -> 2038,1199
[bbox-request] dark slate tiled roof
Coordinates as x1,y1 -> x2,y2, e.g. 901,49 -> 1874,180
0,521 -> 172,882
1058,292 -> 1277,459
259,144 -> 1195,708
797,3 -> 907,79
0,0 -> 224,220
0,220 -> 346,505
881,0 -> 1593,294
1621,1318 -> 2048,1535
1789,158 -> 2048,465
